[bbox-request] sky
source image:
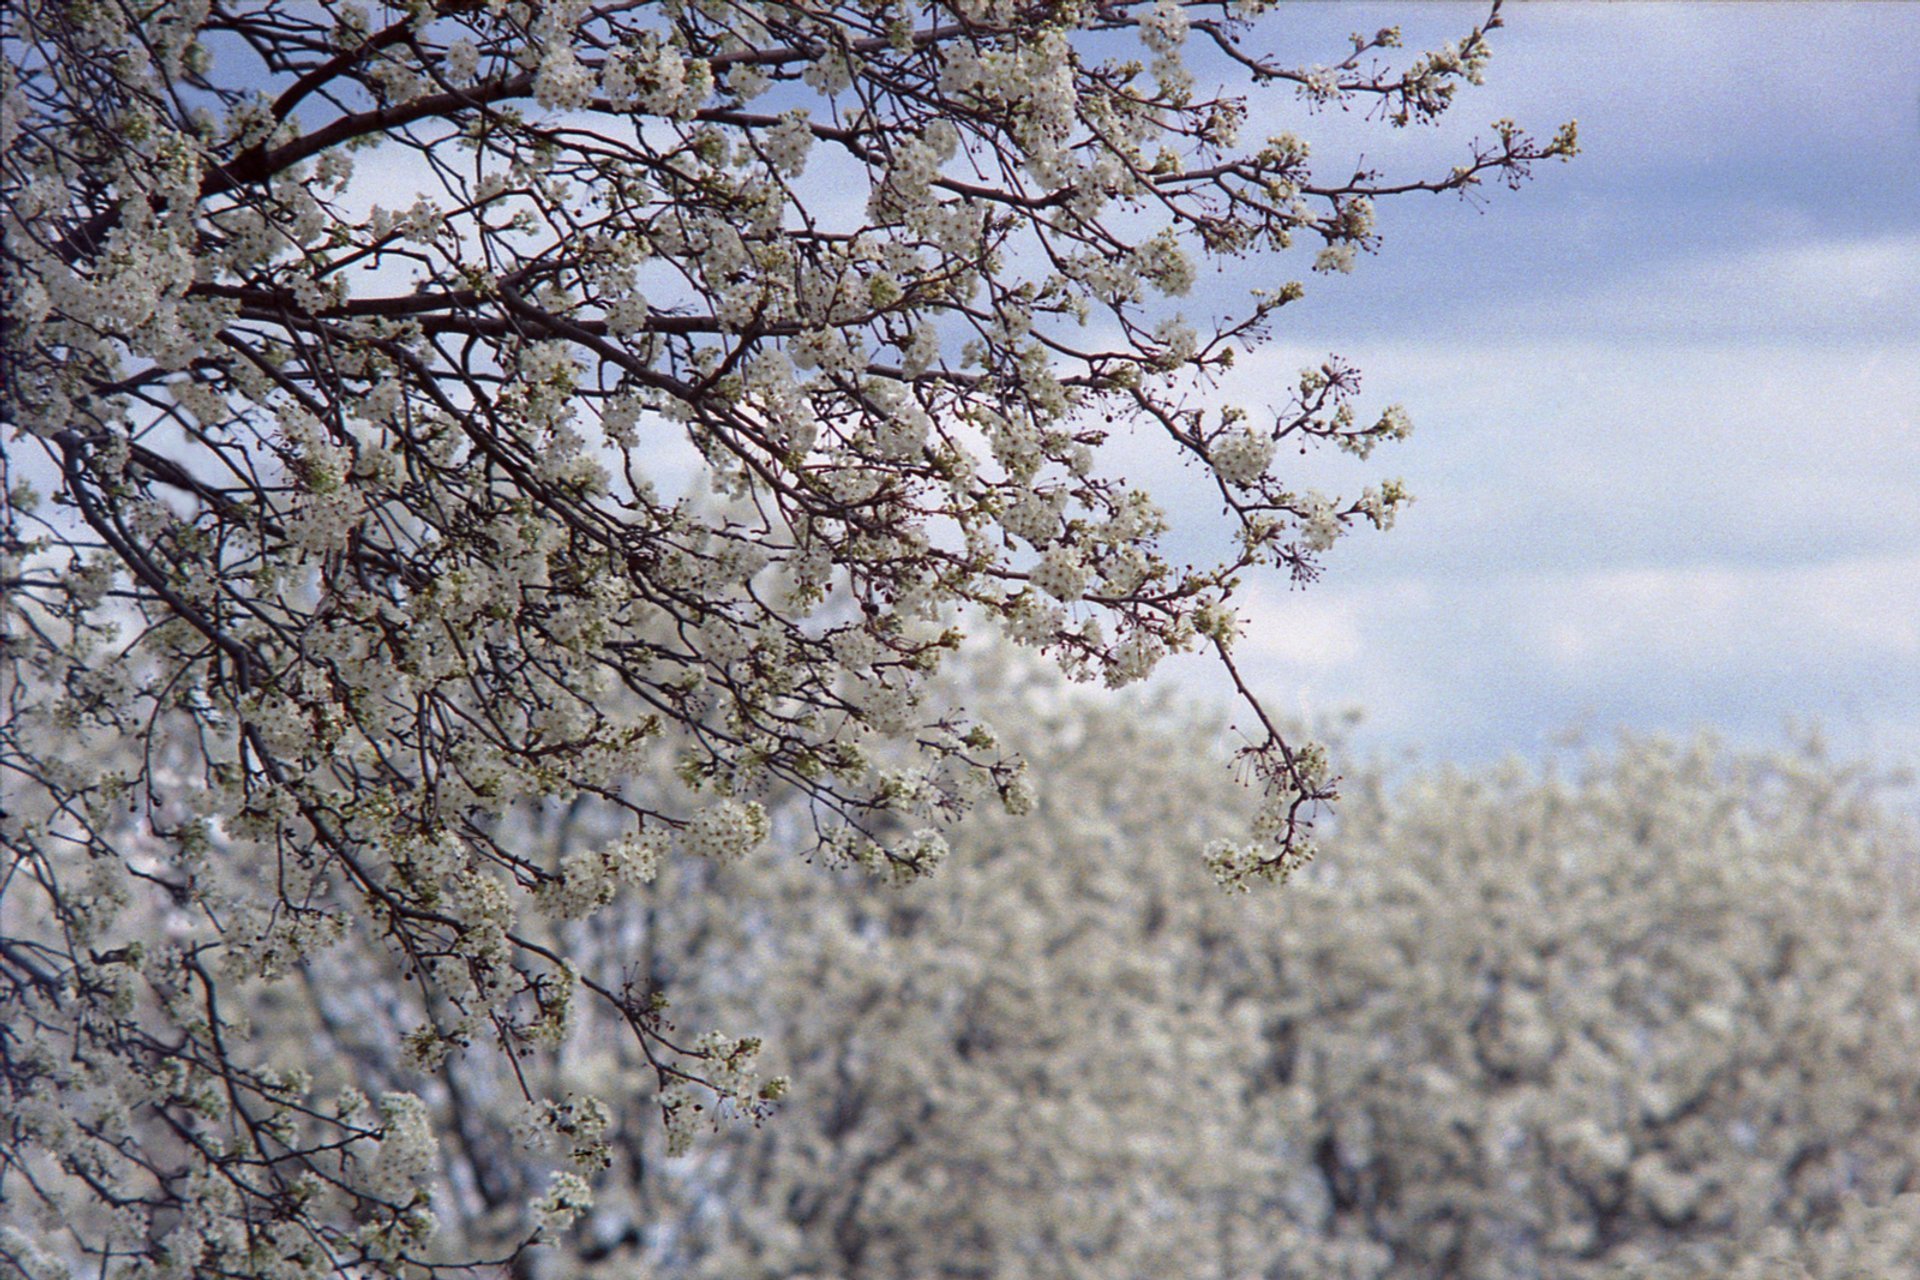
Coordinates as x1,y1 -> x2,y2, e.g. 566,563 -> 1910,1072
1149,2 -> 1920,771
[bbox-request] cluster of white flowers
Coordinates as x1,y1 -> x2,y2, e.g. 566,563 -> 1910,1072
1030,543 -> 1093,602
602,35 -> 709,116
1139,0 -> 1192,55
360,1092 -> 440,1205
1105,628 -> 1166,687
1296,490 -> 1344,551
790,326 -> 864,376
850,672 -> 924,734
864,377 -> 933,460
520,1092 -> 614,1174
1311,243 -> 1355,273
535,48 -> 593,110
1354,479 -> 1411,530
1203,834 -> 1314,890
1339,401 -> 1415,457
1153,315 -> 1200,365
1209,427 -> 1277,488
1128,227 -> 1198,298
763,109 -> 815,177
681,799 -> 771,862
531,1172 -> 595,1235
538,826 -> 665,918
443,37 -> 481,84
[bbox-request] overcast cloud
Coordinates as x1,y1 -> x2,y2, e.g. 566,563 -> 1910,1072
1160,3 -> 1920,769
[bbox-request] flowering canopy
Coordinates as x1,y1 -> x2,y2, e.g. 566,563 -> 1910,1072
3,0 -> 1574,1272
574,696 -> 1920,1279
17,651 -> 1911,1278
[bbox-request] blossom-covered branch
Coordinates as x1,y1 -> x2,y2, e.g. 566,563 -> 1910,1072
2,0 -> 1572,1271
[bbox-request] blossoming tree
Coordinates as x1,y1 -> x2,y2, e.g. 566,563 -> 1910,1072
21,652 -> 1910,1278
2,0 -> 1574,1271
1254,738 -> 1920,1278
563,685 -> 1920,1279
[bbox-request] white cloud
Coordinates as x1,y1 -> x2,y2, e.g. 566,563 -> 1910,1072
1233,579 -> 1396,674
1205,550 -> 1920,762
1526,553 -> 1920,672
1525,233 -> 1920,341
1212,331 -> 1920,577
1140,310 -> 1920,765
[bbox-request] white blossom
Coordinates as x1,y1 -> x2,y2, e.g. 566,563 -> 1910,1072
1210,427 -> 1277,487
682,798 -> 771,862
1030,543 -> 1092,602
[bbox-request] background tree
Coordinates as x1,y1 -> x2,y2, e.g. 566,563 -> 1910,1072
81,655 -> 1913,1280
2,0 -> 1573,1271
603,676 -> 1920,1279
1253,736 -> 1920,1278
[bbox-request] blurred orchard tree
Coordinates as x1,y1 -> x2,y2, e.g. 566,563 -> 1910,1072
11,647 -> 1915,1278
476,673 -> 1915,1280
0,0 -> 1577,1271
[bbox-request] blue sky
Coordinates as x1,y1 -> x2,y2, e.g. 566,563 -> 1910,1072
1155,2 -> 1920,768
